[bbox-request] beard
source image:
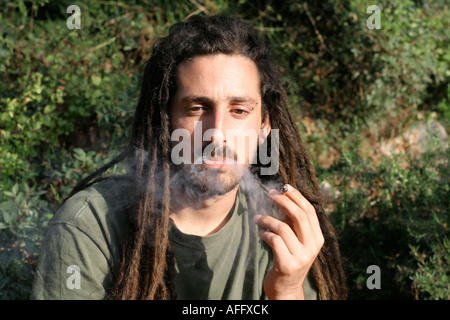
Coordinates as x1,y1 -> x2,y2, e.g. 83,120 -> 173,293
169,145 -> 244,200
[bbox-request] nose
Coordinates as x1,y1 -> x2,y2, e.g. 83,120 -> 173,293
205,108 -> 228,144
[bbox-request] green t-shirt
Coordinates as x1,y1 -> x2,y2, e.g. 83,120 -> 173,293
31,178 -> 318,300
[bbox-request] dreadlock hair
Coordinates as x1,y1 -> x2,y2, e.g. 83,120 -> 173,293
66,14 -> 347,300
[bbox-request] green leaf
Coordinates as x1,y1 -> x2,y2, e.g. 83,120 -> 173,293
11,184 -> 18,196
50,184 -> 61,204
91,75 -> 102,86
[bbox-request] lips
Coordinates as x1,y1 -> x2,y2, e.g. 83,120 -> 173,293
200,145 -> 237,168
202,156 -> 236,168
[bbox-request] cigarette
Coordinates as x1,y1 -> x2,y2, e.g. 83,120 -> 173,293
281,184 -> 293,194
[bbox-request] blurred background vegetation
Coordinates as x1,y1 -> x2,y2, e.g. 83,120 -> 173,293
0,0 -> 448,299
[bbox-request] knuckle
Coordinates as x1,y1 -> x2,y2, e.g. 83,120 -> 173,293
270,234 -> 285,250
277,259 -> 299,274
298,211 -> 309,223
291,209 -> 308,224
277,223 -> 292,237
296,254 -> 311,266
315,231 -> 325,249
283,263 -> 298,275
307,203 -> 316,214
318,235 -> 325,248
309,239 -> 324,257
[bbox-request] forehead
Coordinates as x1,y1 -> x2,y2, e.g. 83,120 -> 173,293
174,54 -> 261,99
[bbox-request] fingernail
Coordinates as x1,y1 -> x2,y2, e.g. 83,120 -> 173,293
253,214 -> 262,223
268,189 -> 279,197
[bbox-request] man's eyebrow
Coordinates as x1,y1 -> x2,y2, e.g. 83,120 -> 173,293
180,95 -> 258,104
229,96 -> 258,104
180,95 -> 213,104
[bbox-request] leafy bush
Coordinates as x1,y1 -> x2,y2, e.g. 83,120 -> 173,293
0,1 -> 140,188
320,132 -> 449,299
0,182 -> 51,299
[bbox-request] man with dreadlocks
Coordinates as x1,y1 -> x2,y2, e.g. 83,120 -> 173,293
32,14 -> 347,300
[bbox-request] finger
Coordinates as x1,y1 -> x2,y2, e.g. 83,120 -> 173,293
254,214 -> 302,256
268,188 -> 322,249
267,189 -> 299,224
267,189 -> 314,242
282,186 -> 324,248
258,228 -> 293,267
281,184 -> 315,215
282,186 -> 322,239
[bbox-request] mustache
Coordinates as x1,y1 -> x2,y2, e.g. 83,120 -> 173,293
210,145 -> 237,160
194,144 -> 238,163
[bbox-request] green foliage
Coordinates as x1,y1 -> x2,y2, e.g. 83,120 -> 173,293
320,133 -> 449,299
436,83 -> 450,129
410,238 -> 450,300
0,0 -> 448,299
0,182 -> 51,299
229,0 -> 450,137
352,0 -> 450,127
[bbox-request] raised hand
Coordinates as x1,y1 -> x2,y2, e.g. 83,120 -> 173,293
253,184 -> 324,300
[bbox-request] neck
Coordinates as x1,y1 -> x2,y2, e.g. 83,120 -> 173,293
169,185 -> 239,236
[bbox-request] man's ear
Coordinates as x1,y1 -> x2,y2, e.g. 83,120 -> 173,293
259,112 -> 271,145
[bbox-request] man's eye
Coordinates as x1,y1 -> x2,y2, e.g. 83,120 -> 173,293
232,109 -> 246,115
186,106 -> 205,114
230,106 -> 251,117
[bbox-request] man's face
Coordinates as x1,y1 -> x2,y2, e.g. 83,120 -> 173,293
169,54 -> 270,198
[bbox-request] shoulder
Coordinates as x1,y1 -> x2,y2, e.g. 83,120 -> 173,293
46,177 -> 132,261
52,177 -> 130,229
32,178 -> 133,299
